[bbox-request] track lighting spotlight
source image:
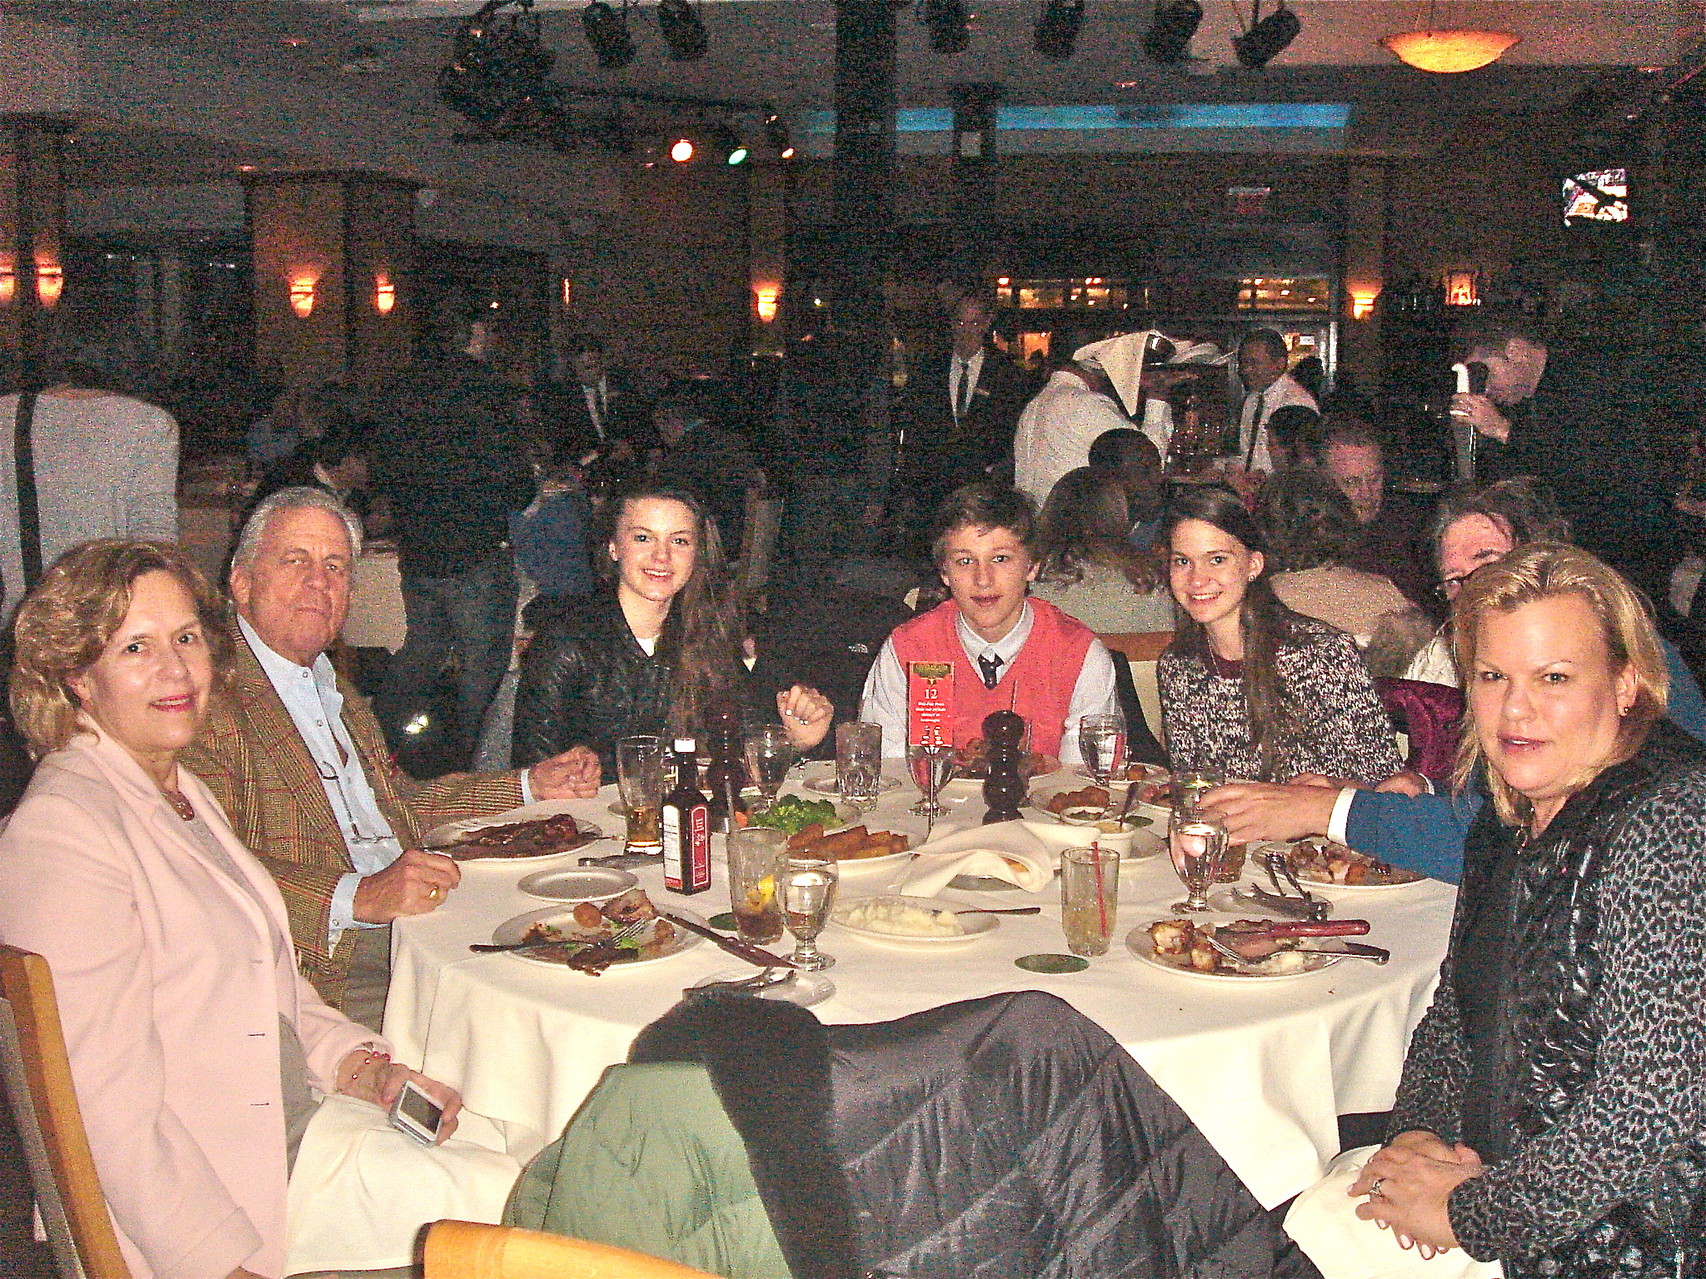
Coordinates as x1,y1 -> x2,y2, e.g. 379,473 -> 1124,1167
669,137 -> 695,162
763,111 -> 794,159
1233,0 -> 1299,68
582,0 -> 635,70
657,0 -> 707,62
923,0 -> 970,54
1034,0 -> 1084,59
709,121 -> 748,164
1143,0 -> 1202,63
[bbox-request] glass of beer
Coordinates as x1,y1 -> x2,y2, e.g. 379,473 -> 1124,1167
727,827 -> 787,945
616,735 -> 665,856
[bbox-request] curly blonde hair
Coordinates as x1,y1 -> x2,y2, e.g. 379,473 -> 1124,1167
1450,541 -> 1666,826
10,540 -> 233,758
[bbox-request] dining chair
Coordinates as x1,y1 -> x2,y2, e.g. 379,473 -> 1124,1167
0,944 -> 130,1279
423,1220 -> 721,1279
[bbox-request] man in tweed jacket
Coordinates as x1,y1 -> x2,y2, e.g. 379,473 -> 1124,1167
182,488 -> 600,1027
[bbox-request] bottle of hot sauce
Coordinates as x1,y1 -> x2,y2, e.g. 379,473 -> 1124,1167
660,737 -> 711,895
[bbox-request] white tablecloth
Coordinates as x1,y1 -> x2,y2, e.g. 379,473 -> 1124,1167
387,768 -> 1454,1209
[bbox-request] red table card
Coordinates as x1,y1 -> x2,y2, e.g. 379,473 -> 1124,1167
907,661 -> 954,748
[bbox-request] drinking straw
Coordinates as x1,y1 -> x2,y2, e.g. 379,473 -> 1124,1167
1091,838 -> 1109,939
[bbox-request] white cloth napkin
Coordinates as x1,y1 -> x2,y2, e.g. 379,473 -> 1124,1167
1285,1146 -> 1504,1279
890,820 -> 1055,896
285,1095 -> 521,1274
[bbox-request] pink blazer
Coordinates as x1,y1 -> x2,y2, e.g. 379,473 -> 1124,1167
0,725 -> 380,1279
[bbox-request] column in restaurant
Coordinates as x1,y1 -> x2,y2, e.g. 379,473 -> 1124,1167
0,117 -> 72,385
949,82 -> 1002,289
248,174 -> 416,390
1339,161 -> 1386,387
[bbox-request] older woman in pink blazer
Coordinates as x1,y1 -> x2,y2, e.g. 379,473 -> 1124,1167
0,541 -> 465,1279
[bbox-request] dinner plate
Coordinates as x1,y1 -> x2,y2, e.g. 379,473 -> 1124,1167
1125,921 -> 1342,982
516,866 -> 638,903
802,774 -> 903,797
441,820 -> 603,862
830,895 -> 999,947
1027,783 -> 1170,832
689,968 -> 835,1008
1071,763 -> 1171,787
1251,840 -> 1429,892
490,906 -> 707,968
424,801 -> 604,861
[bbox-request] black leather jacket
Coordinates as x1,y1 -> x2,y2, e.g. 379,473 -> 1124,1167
513,592 -> 673,773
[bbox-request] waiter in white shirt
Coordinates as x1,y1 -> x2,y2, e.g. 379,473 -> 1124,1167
1235,329 -> 1317,474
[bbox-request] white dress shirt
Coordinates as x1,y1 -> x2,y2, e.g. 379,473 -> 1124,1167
581,377 -> 611,440
1237,372 -> 1317,472
949,349 -> 986,421
858,600 -> 1118,766
1013,370 -> 1134,506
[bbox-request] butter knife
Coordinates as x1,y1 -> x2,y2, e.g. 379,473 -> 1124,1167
660,911 -> 799,969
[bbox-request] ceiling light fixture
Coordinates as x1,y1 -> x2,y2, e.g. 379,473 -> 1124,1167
1034,0 -> 1084,59
657,0 -> 707,61
1233,0 -> 1299,68
1380,27 -> 1519,73
1143,0 -> 1201,64
670,137 -> 695,162
582,0 -> 636,69
923,0 -> 971,54
763,111 -> 794,158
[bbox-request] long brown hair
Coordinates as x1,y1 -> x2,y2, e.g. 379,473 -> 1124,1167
603,487 -> 745,741
1161,485 -> 1310,782
1036,467 -> 1162,592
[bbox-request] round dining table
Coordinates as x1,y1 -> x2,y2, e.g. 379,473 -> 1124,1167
386,764 -> 1454,1210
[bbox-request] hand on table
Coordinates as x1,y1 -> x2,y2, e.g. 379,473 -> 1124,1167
1349,1130 -> 1483,1257
530,745 -> 602,799
1449,392 -> 1510,443
1199,781 -> 1338,843
353,848 -> 459,923
777,684 -> 833,751
337,1051 -> 465,1144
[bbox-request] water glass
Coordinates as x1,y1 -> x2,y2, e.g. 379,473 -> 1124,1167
743,725 -> 795,805
780,854 -> 838,971
1169,808 -> 1228,912
1173,766 -> 1224,815
1060,846 -> 1121,957
616,735 -> 665,856
1078,713 -> 1126,802
727,827 -> 787,945
835,721 -> 883,812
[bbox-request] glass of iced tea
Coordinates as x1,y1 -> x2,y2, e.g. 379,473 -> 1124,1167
1060,845 -> 1120,957
616,735 -> 665,856
727,826 -> 787,945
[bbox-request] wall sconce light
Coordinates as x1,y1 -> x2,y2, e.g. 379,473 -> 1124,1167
1443,269 -> 1479,307
1349,288 -> 1379,321
560,277 -> 573,308
35,263 -> 63,308
754,284 -> 780,323
374,273 -> 397,315
0,267 -> 15,305
289,276 -> 317,318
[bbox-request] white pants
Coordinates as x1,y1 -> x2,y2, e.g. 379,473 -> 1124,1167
285,1096 -> 520,1275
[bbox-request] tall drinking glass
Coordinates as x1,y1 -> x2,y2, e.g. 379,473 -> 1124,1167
780,854 -> 838,970
743,725 -> 796,806
1060,845 -> 1121,957
1079,714 -> 1126,813
1169,808 -> 1228,912
616,735 -> 665,856
835,721 -> 883,813
906,742 -> 955,825
727,827 -> 787,945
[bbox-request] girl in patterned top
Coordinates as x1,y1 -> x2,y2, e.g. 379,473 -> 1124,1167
1158,484 -> 1402,784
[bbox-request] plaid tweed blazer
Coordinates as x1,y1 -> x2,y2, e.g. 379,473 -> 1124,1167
181,628 -> 524,1008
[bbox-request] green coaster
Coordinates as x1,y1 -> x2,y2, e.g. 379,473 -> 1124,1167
1015,953 -> 1089,974
706,912 -> 738,932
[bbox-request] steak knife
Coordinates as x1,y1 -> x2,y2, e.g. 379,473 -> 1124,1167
660,911 -> 799,969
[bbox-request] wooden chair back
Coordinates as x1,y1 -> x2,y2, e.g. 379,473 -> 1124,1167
1097,632 -> 1173,745
424,1220 -> 721,1279
0,944 -> 129,1278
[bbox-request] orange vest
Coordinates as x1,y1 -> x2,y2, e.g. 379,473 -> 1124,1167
888,598 -> 1095,757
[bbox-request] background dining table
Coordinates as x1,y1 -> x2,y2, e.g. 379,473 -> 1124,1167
386,763 -> 1455,1209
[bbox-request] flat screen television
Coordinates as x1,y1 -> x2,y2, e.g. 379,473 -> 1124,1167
1562,167 -> 1630,226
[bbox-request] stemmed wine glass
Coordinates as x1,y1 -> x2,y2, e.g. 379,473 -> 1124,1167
1169,807 -> 1228,913
1079,714 -> 1126,815
780,854 -> 838,971
907,742 -> 956,838
743,725 -> 796,806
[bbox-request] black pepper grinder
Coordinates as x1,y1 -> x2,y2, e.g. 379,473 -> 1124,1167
981,709 -> 1026,825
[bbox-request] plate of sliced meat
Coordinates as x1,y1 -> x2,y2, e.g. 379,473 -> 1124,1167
427,812 -> 604,861
490,891 -> 705,971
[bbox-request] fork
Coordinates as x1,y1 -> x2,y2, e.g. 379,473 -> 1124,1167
1262,850 -> 1329,921
470,918 -> 650,954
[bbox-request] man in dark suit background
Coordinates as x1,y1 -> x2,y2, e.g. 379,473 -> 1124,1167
893,293 -> 1035,537
555,335 -> 648,468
